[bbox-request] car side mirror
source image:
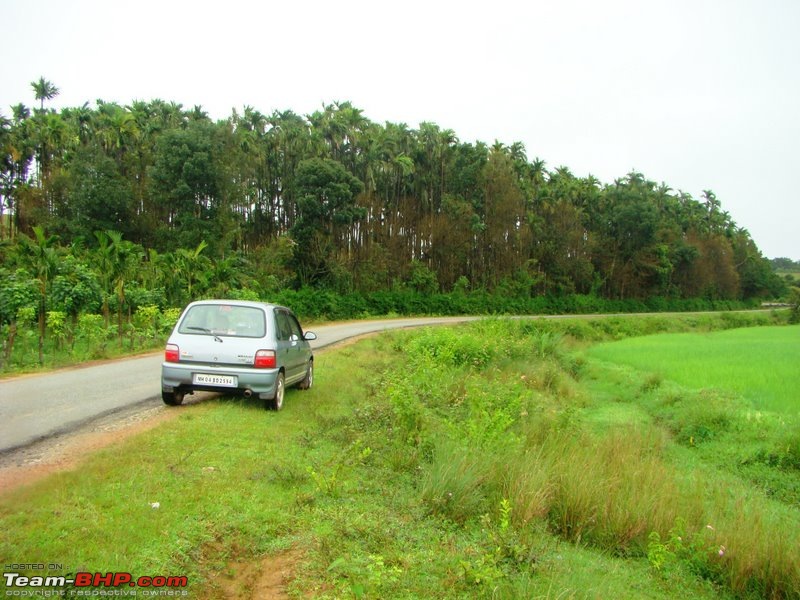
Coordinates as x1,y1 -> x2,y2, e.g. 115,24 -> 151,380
303,331 -> 317,341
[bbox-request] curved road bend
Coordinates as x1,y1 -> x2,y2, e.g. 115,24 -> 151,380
0,309 -> 778,453
0,316 -> 481,453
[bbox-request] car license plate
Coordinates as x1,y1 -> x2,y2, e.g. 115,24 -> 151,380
193,373 -> 237,387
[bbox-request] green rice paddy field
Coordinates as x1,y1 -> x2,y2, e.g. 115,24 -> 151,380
586,325 -> 800,414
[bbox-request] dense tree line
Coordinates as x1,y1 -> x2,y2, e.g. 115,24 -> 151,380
1,80 -> 786,327
770,256 -> 800,284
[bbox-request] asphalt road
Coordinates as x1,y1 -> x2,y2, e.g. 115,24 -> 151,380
0,316 -> 481,453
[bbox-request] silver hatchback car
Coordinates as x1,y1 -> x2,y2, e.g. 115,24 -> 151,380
161,300 -> 316,410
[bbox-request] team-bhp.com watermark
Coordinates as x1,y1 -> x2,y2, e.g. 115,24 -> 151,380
3,565 -> 188,597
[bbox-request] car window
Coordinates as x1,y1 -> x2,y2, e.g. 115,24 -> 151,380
275,310 -> 292,341
288,313 -> 304,339
178,305 -> 266,338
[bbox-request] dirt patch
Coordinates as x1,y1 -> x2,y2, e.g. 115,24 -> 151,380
201,548 -> 304,599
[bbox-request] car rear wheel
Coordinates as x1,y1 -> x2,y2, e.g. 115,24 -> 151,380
267,372 -> 285,411
162,390 -> 184,406
298,360 -> 314,390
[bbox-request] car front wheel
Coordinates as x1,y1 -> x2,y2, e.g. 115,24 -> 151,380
267,372 -> 285,411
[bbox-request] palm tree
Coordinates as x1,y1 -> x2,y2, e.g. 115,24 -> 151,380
31,77 -> 60,112
94,102 -> 139,156
92,230 -> 143,342
2,105 -> 35,237
62,102 -> 93,145
190,105 -> 209,121
30,111 -> 69,187
11,103 -> 30,123
175,240 -> 210,300
0,114 -> 11,229
20,226 -> 60,364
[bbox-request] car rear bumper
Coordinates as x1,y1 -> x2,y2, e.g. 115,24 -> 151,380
161,362 -> 280,399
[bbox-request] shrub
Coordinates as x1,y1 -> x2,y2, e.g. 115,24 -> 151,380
160,307 -> 183,333
405,327 -> 494,368
76,313 -> 108,356
46,311 -> 68,349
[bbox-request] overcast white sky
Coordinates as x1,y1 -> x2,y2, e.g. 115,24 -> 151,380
2,0 -> 798,259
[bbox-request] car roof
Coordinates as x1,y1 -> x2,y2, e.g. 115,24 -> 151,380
184,299 -> 289,312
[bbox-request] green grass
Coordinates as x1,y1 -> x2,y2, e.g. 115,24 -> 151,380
2,315 -> 798,598
585,325 -> 800,413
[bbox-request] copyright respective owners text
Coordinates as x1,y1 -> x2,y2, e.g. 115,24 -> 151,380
3,564 -> 189,597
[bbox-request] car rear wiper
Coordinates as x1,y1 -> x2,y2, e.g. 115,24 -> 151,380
186,326 -> 223,343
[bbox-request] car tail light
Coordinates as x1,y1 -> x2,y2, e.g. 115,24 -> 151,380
165,344 -> 180,363
254,349 -> 276,368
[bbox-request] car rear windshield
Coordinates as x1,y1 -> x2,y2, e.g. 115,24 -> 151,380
178,304 -> 266,338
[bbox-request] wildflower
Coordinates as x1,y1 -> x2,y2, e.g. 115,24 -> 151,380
718,545 -> 726,557
706,524 -> 714,531
149,502 -> 160,509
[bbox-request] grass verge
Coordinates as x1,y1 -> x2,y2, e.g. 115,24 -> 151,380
1,311 -> 797,598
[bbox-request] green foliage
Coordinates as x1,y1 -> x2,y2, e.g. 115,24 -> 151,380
770,257 -> 800,271
461,497 -> 535,588
407,259 -> 439,294
46,310 -> 67,348
160,307 -> 182,332
50,258 -> 102,315
405,327 -> 494,368
16,306 -> 36,325
646,530 -> 675,571
76,313 -> 107,355
452,275 -> 470,294
290,157 -> 365,287
64,146 -> 135,239
3,87 -> 788,369
647,520 -> 726,584
0,94 -> 785,310
0,268 -> 38,324
130,304 -> 161,345
789,286 -> 800,323
149,121 -> 224,251
750,427 -> 800,472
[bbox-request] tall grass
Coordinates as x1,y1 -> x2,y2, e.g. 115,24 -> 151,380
387,318 -> 800,598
